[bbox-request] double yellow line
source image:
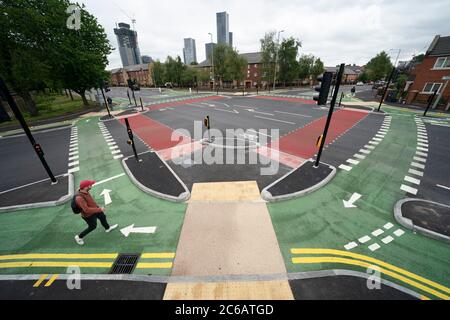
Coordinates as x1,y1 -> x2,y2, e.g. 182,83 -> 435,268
291,248 -> 450,300
0,253 -> 175,270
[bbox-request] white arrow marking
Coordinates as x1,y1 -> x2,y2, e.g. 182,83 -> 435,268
246,109 -> 274,116
120,224 -> 157,237
343,193 -> 362,208
100,189 -> 112,206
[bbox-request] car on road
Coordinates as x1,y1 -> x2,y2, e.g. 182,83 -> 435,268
356,82 -> 364,86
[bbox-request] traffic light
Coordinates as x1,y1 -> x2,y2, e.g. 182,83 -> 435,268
313,72 -> 333,106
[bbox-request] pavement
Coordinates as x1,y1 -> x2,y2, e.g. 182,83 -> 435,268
1,89 -> 450,300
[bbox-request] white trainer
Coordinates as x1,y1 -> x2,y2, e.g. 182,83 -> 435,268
106,224 -> 118,233
75,235 -> 84,245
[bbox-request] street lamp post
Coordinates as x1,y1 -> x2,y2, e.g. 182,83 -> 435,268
273,30 -> 284,91
389,48 -> 401,67
208,33 -> 215,91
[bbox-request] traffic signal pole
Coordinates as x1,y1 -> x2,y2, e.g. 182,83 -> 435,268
125,118 -> 139,162
100,87 -> 112,118
424,90 -> 438,117
314,63 -> 345,168
0,77 -> 57,183
377,67 -> 396,112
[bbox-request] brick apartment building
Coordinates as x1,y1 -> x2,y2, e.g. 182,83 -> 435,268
109,63 -> 153,87
405,35 -> 450,110
197,52 -> 264,88
324,65 -> 362,84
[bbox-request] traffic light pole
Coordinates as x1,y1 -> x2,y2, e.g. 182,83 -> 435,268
100,87 -> 112,118
124,118 -> 139,162
127,90 -> 132,105
132,89 -> 138,108
0,77 -> 57,183
338,92 -> 344,108
377,67 -> 396,112
315,63 -> 345,168
423,90 -> 438,117
139,97 -> 144,112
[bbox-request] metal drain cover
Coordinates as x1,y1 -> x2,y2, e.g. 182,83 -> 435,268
109,253 -> 140,274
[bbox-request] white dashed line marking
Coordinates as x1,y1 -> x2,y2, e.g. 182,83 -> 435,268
404,176 -> 420,185
401,184 -> 418,195
339,164 -> 352,171
384,223 -> 394,230
69,155 -> 79,161
111,149 -> 121,155
394,229 -> 405,237
411,162 -> 425,170
372,229 -> 384,237
382,236 -> 394,244
113,154 -> 123,160
354,154 -> 366,160
347,159 -> 359,165
358,236 -> 371,244
413,156 -> 426,163
368,243 -> 381,251
359,149 -> 371,155
344,242 -> 358,250
68,167 -> 80,174
408,169 -> 424,177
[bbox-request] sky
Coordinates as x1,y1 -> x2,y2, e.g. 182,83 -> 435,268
80,0 -> 450,69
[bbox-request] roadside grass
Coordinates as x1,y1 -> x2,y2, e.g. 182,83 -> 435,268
0,93 -> 98,128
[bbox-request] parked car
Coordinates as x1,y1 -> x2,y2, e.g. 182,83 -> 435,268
356,82 -> 364,86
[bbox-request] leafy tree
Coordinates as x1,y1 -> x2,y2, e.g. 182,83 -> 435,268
364,51 -> 393,81
152,61 -> 165,86
212,44 -> 231,86
225,49 -> 247,86
358,71 -> 369,83
260,31 -> 277,86
197,68 -> 211,84
278,37 -> 301,85
298,54 -> 315,81
181,67 -> 197,87
310,58 -> 325,81
164,56 -> 185,86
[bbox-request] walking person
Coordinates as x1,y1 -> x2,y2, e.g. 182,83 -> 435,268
351,86 -> 356,97
74,180 -> 118,245
107,96 -> 113,111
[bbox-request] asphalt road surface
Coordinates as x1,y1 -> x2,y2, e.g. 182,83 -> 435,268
0,126 -> 72,192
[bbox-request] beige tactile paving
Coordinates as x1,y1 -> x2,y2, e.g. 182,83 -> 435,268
189,181 -> 262,202
164,280 -> 294,300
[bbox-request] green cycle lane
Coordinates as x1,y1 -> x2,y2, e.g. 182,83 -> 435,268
0,116 -> 186,276
267,112 -> 450,299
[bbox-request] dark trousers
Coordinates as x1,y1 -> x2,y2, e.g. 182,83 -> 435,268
79,212 -> 110,239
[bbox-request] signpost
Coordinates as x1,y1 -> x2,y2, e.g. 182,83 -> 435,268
125,118 -> 139,162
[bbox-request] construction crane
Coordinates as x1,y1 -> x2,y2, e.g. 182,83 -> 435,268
113,1 -> 136,30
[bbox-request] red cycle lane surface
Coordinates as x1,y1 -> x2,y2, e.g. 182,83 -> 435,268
270,109 -> 369,159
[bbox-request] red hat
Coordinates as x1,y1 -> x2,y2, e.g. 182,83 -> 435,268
79,180 -> 96,189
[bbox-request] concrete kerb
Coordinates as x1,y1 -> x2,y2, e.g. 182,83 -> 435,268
394,198 -> 450,244
121,150 -> 190,203
0,269 -> 421,299
0,124 -> 74,139
261,159 -> 336,202
0,173 -> 74,213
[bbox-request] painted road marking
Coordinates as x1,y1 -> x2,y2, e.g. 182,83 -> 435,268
33,274 -> 48,287
384,223 -> 394,230
365,144 -> 376,150
418,142 -> 429,147
418,138 -> 428,143
413,156 -> 427,163
247,129 -> 272,137
358,236 -> 371,244
111,149 -> 121,155
69,147 -> 78,152
411,162 -> 425,170
44,274 -> 59,287
382,236 -> 394,244
68,167 -> 80,174
359,149 -> 371,155
417,147 -> 429,152
69,151 -> 78,156
372,229 -> 384,237
254,115 -> 296,125
107,142 -> 116,146
379,128 -> 388,132
113,154 -> 123,160
344,242 -> 358,250
346,159 -> 359,165
401,184 -> 418,195
105,138 -> 114,143
274,110 -> 312,118
409,169 -> 424,177
354,154 -> 366,160
437,184 -> 450,191
373,138 -> 382,142
375,134 -> 385,138
109,145 -> 119,150
416,151 -> 428,157
394,229 -> 405,237
339,164 -> 352,171
369,141 -> 379,145
69,155 -> 79,161
343,192 -> 362,208
404,176 -> 421,185
68,161 -> 79,167
368,243 -> 381,252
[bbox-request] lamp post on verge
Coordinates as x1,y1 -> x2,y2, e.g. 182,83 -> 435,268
273,30 -> 284,91
208,32 -> 215,91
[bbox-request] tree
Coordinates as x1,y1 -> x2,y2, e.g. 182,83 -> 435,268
225,49 -> 247,87
358,71 -> 369,83
181,67 -> 197,87
152,61 -> 165,86
212,44 -> 231,86
298,54 -> 315,81
310,58 -> 325,82
364,51 -> 394,82
278,37 -> 301,85
260,31 -> 277,86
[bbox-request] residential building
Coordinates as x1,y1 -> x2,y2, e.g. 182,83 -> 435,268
216,12 -> 232,46
114,22 -> 142,67
197,52 -> 263,88
141,55 -> 153,64
183,38 -> 197,65
405,35 -> 450,110
324,66 -> 360,84
109,63 -> 152,87
205,42 -> 216,61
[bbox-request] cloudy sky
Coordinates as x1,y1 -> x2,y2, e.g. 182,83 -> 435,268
80,0 -> 450,69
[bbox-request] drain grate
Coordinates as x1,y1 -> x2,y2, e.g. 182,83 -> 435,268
109,253 -> 140,274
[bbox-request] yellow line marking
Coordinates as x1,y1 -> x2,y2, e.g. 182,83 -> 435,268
140,253 -> 175,259
0,253 -> 118,260
136,262 -> 173,269
33,274 -> 48,287
290,248 -> 450,295
421,295 -> 431,300
0,261 -> 113,268
292,256 -> 449,300
44,274 -> 59,287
